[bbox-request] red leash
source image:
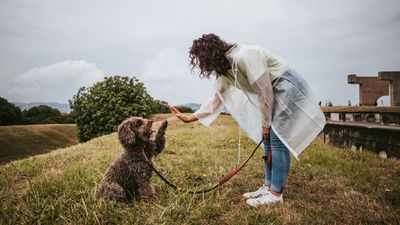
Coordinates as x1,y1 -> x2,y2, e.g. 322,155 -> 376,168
141,140 -> 263,194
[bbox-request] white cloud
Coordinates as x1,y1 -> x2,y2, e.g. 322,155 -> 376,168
1,60 -> 105,102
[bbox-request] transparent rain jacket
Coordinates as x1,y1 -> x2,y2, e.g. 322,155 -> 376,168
193,44 -> 326,160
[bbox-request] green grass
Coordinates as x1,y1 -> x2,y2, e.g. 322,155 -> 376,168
0,124 -> 78,164
0,114 -> 399,224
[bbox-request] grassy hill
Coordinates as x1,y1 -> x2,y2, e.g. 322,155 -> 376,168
0,114 -> 399,224
0,124 -> 78,164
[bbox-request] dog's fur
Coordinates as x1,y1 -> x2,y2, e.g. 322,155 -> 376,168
97,117 -> 168,202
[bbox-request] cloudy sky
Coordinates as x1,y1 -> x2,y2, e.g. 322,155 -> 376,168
0,0 -> 399,106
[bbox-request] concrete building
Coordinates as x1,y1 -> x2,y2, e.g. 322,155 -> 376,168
348,71 -> 400,106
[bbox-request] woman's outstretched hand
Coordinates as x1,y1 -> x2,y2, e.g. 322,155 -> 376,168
170,106 -> 198,123
170,106 -> 185,121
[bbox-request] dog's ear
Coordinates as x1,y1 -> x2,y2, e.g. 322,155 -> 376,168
118,119 -> 137,146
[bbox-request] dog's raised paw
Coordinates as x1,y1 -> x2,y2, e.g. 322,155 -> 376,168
161,120 -> 168,129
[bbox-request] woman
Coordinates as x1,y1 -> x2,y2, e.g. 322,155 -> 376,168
170,33 -> 325,206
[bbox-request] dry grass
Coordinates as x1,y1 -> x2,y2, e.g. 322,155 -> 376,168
0,114 -> 399,224
0,124 -> 78,164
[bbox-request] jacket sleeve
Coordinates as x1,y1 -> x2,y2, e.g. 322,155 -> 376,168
251,72 -> 274,128
237,46 -> 274,128
193,79 -> 226,126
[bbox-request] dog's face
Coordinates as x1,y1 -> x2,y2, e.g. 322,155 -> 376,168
118,117 -> 154,147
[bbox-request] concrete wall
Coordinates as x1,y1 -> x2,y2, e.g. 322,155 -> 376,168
324,112 -> 400,125
320,107 -> 400,158
320,122 -> 400,158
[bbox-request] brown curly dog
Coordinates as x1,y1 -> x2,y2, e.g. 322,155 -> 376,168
97,117 -> 168,202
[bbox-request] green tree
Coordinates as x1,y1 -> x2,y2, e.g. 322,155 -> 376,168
59,113 -> 75,124
22,105 -> 62,124
175,105 -> 194,113
151,100 -> 170,114
69,76 -> 154,142
0,97 -> 22,125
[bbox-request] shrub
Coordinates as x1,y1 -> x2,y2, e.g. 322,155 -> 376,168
0,97 -> 23,125
69,76 -> 153,142
22,105 -> 62,124
151,100 -> 170,114
60,113 -> 75,124
175,105 -> 193,113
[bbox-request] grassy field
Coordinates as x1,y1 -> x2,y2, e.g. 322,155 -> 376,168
0,124 -> 78,164
0,114 -> 399,224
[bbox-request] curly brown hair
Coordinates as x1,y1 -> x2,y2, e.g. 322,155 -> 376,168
189,33 -> 234,79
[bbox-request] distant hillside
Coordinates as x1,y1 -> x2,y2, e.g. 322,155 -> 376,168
180,103 -> 229,114
14,102 -> 71,113
13,102 -> 218,114
0,124 -> 78,164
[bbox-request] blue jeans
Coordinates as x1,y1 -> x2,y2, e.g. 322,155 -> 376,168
263,128 -> 291,193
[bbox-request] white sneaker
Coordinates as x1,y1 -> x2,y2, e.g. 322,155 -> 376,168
246,193 -> 283,207
242,184 -> 271,199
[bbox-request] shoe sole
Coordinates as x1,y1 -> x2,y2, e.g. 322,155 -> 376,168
243,192 -> 272,199
243,194 -> 262,199
246,199 -> 283,207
